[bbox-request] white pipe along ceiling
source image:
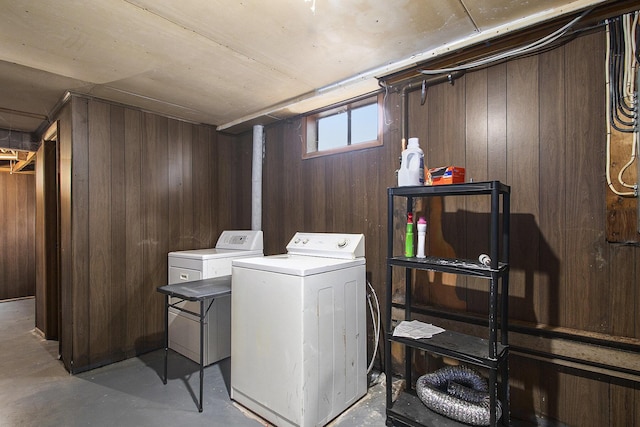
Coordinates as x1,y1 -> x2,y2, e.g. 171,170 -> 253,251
0,0 -> 616,136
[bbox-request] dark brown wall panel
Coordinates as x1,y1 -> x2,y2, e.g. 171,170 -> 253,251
191,125 -> 211,246
219,132 -> 234,230
35,143 -> 45,326
557,366 -> 610,426
262,124 -> 288,253
509,355 -> 555,422
610,244 -> 636,337
167,120 -> 186,251
70,96 -> 91,370
124,108 -> 144,355
610,379 -> 639,427
463,69 -> 491,314
538,45 -> 566,329
486,64 -> 508,183
506,55 -> 541,324
36,139 -> 58,337
141,113 -> 169,352
110,105 -> 126,356
217,130 -> 253,231
563,31 -> 610,334
424,79 -> 470,310
57,96 -> 251,372
58,101 -> 73,370
88,100 -> 112,363
303,154 -> 329,233
0,172 -> 35,300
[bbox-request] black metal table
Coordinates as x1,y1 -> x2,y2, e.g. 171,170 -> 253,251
156,275 -> 232,412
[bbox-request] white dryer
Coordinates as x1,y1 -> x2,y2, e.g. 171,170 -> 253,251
168,230 -> 263,366
231,232 -> 367,427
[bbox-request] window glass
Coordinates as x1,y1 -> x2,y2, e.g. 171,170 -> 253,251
351,103 -> 378,144
318,111 -> 348,151
303,94 -> 382,159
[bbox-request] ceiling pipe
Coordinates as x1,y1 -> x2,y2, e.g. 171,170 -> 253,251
0,150 -> 19,160
381,71 -> 465,148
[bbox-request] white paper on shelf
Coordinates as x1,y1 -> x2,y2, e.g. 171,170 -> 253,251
392,320 -> 445,339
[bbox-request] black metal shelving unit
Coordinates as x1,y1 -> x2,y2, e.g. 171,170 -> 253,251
385,180 -> 511,427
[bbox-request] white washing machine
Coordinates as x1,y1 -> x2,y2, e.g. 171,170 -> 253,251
168,230 -> 263,366
231,232 -> 367,427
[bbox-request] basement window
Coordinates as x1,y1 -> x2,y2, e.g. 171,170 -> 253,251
303,94 -> 383,159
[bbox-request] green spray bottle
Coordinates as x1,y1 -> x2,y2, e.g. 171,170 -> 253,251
404,212 -> 414,257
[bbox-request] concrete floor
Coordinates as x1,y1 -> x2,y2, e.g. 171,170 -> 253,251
0,297 -> 387,427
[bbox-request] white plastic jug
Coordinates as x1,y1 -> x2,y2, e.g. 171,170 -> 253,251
397,137 -> 424,186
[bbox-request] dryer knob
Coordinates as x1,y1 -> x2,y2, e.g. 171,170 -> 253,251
337,238 -> 348,248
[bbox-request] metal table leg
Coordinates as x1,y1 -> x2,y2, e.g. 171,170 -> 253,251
163,295 -> 168,385
156,278 -> 230,414
164,296 -> 213,412
199,299 -> 205,412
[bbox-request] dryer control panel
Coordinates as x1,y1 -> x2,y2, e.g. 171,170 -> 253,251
216,230 -> 263,250
286,232 -> 365,259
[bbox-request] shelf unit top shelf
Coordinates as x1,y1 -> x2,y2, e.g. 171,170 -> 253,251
388,180 -> 510,197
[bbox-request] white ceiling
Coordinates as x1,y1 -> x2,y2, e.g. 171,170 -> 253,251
0,0 -> 610,135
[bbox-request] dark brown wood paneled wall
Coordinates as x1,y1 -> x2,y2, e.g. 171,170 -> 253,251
0,171 -> 35,300
260,28 -> 640,426
56,95 -> 251,373
35,138 -> 59,339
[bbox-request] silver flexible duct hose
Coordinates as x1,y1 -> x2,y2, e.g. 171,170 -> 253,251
416,365 -> 502,426
447,380 -> 490,403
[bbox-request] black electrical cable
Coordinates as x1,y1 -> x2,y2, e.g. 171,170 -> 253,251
608,39 -> 633,130
609,20 -> 624,121
609,82 -> 632,133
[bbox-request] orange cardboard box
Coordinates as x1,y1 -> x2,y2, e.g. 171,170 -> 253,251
428,166 -> 465,185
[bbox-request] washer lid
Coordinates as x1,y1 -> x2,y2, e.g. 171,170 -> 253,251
232,254 -> 365,276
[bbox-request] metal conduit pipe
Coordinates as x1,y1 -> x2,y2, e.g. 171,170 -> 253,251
391,71 -> 465,147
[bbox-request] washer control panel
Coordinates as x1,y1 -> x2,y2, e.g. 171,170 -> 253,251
286,232 -> 365,259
